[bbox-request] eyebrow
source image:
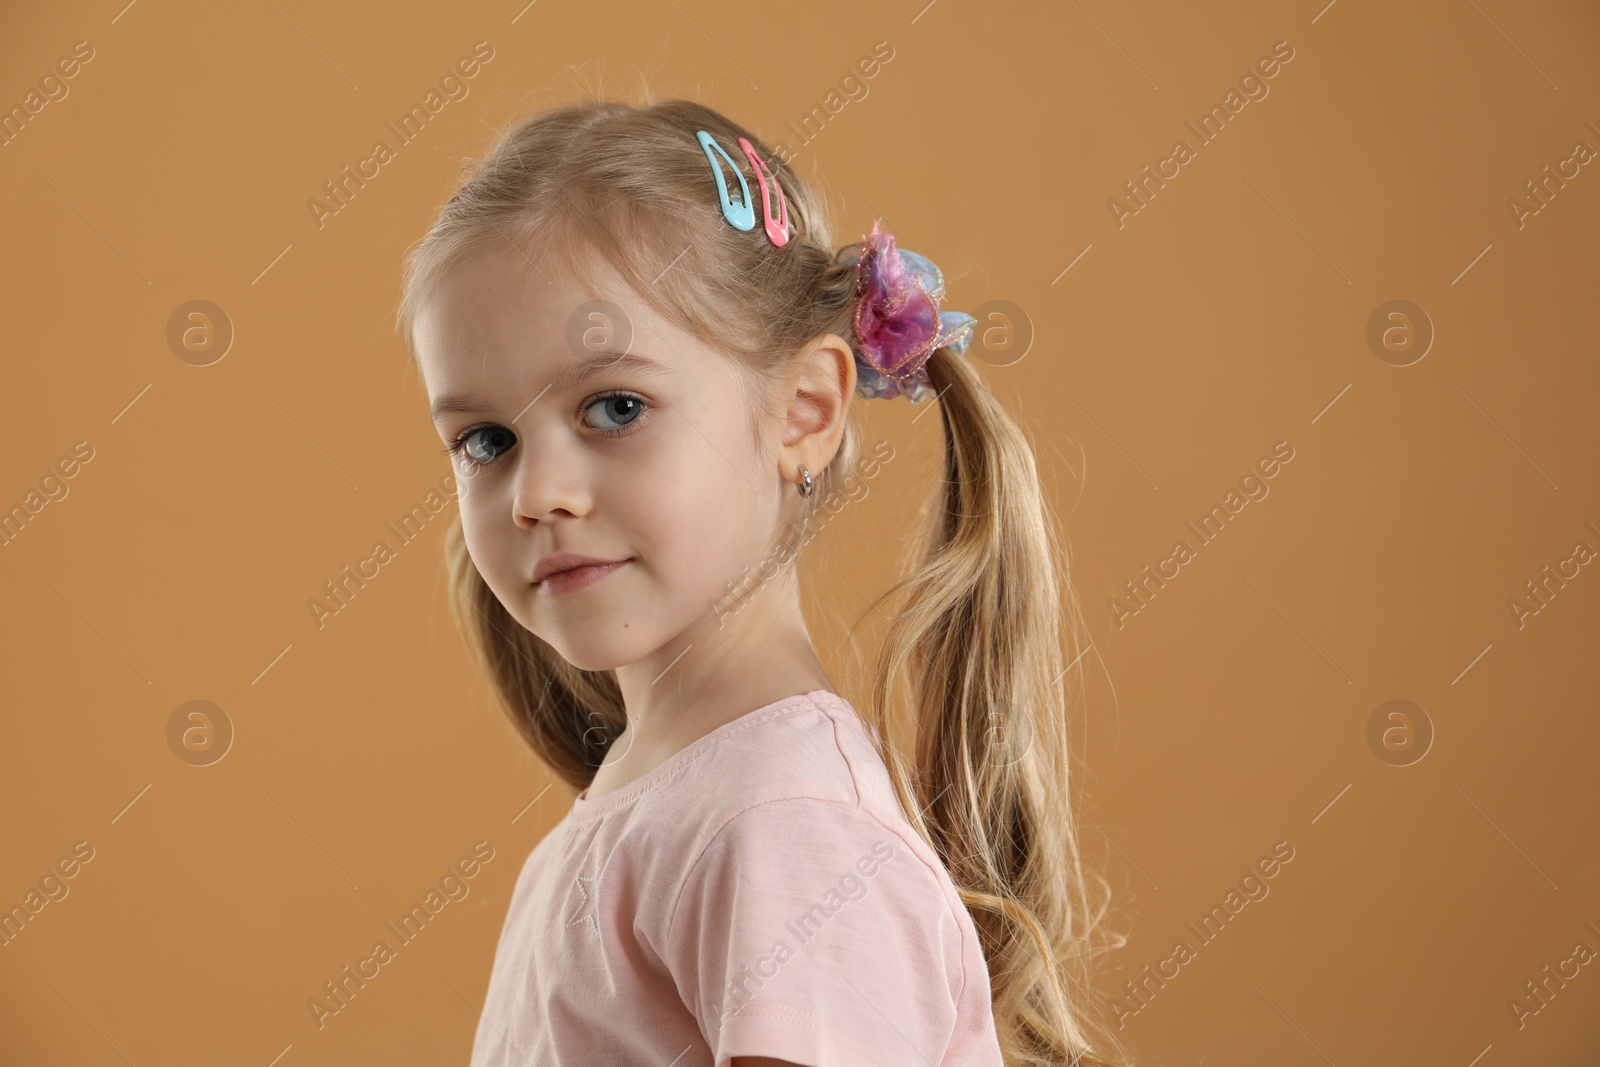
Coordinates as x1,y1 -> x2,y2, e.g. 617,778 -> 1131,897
429,350 -> 671,421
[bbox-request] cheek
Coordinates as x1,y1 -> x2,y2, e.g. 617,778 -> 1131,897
639,439 -> 776,589
455,481 -> 520,591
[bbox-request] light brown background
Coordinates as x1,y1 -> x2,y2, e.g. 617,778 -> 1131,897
3,1 -> 1598,1064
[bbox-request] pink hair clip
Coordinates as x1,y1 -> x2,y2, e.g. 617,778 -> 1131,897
737,137 -> 790,247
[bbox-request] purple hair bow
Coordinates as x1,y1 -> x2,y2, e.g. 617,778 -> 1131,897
834,220 -> 977,404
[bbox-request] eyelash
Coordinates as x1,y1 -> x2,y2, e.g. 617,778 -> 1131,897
442,391 -> 652,468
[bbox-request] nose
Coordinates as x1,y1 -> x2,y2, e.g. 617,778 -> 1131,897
510,437 -> 593,530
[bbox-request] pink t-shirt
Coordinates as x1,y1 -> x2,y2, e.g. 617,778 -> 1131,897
468,688 -> 1005,1067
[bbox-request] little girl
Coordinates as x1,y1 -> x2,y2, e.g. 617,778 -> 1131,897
397,97 -> 1130,1067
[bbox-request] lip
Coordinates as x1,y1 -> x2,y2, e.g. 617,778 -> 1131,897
531,552 -> 627,584
534,556 -> 632,597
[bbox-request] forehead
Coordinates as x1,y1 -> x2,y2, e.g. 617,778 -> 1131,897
413,241 -> 667,391
416,241 -> 615,350
410,238 -> 769,429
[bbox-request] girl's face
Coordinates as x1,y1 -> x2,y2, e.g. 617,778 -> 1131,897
411,241 -> 789,673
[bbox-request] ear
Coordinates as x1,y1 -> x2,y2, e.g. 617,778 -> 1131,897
779,332 -> 855,485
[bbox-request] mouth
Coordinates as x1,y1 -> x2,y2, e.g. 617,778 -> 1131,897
536,558 -> 632,597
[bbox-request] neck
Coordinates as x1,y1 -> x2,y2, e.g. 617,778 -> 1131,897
610,566 -> 834,760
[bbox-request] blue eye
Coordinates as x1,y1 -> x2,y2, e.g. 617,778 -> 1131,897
447,425 -> 516,466
443,392 -> 650,468
584,393 -> 649,434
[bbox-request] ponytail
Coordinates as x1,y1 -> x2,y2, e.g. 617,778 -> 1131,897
850,346 -> 1132,1066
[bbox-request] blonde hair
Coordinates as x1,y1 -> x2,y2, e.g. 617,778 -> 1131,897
396,95 -> 1132,1067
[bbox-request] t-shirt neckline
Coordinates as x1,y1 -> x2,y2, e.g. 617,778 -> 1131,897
569,688 -> 841,819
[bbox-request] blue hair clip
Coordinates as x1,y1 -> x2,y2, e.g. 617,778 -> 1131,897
696,130 -> 755,231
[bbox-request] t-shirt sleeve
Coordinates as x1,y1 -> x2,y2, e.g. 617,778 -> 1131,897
663,797 -> 970,1067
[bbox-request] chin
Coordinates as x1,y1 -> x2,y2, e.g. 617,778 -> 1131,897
542,628 -> 649,674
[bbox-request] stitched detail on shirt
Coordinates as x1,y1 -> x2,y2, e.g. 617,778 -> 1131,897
563,873 -> 601,938
823,700 -> 866,809
719,1001 -> 820,1029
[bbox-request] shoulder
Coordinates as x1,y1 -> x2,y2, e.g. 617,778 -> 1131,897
650,693 -> 946,890
620,693 -> 910,936
680,794 -> 923,892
